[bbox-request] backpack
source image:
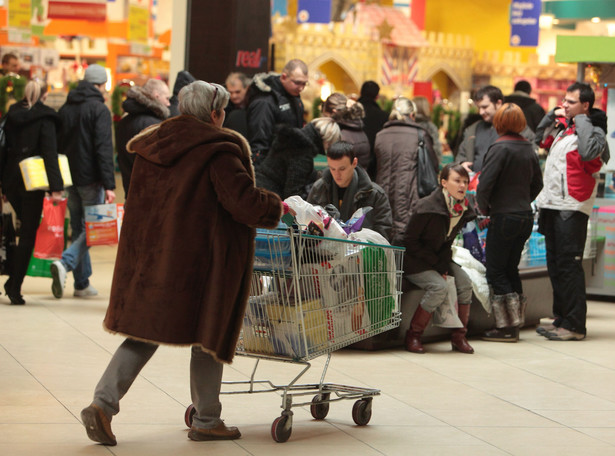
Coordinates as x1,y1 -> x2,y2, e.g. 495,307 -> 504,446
417,129 -> 438,197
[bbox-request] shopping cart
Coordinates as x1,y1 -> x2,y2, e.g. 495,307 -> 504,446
184,228 -> 404,442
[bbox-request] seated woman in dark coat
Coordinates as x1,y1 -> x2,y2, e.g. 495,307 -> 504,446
255,117 -> 340,200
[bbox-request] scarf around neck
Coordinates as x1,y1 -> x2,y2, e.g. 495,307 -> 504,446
442,188 -> 468,237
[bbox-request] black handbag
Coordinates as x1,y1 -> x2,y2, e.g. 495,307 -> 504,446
417,129 -> 438,198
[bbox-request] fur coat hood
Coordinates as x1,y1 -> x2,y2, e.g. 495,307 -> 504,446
122,86 -> 170,120
106,115 -> 282,363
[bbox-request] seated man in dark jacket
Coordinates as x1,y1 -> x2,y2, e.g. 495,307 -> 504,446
307,141 -> 393,241
115,79 -> 170,197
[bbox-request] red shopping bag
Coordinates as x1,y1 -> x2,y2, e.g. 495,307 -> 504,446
33,197 -> 67,259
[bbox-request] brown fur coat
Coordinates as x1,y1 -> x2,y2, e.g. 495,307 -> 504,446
103,115 -> 282,363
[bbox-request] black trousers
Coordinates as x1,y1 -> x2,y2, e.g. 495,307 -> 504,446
5,188 -> 44,294
485,211 -> 534,295
539,209 -> 588,335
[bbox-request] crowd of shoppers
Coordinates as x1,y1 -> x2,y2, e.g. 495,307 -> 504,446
0,51 -> 610,446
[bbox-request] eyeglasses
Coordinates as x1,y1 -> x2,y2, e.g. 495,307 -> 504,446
210,84 -> 218,113
289,79 -> 308,88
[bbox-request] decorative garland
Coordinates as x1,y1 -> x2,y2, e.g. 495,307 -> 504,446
111,80 -> 134,123
0,75 -> 26,116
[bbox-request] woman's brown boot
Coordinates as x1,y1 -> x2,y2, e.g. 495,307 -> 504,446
451,304 -> 474,354
405,305 -> 432,353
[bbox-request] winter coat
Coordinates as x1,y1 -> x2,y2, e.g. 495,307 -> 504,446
223,103 -> 248,139
374,119 -> 438,245
357,96 -> 388,153
58,80 -> 115,190
503,91 -> 546,133
476,134 -> 543,216
255,123 -> 322,200
103,115 -> 282,364
535,108 -> 610,216
414,113 -> 442,161
246,72 -> 304,156
456,119 -> 535,172
307,165 -> 393,241
169,70 -> 196,117
115,86 -> 170,196
402,188 -> 476,275
338,119 -> 371,170
1,100 -> 63,194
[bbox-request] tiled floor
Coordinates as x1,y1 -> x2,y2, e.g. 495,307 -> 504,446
1,246 -> 614,455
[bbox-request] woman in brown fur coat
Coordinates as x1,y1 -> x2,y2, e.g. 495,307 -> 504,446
80,81 -> 288,446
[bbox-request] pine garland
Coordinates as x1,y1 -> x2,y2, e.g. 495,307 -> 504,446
0,75 -> 26,116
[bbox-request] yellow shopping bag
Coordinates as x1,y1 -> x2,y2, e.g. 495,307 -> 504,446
19,155 -> 72,191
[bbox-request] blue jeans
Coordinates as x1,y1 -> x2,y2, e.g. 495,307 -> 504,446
485,212 -> 534,296
62,184 -> 104,290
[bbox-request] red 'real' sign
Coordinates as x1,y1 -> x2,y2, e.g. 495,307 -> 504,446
48,0 -> 107,22
236,48 -> 263,69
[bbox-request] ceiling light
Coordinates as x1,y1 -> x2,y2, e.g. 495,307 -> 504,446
591,17 -> 601,23
539,14 -> 554,29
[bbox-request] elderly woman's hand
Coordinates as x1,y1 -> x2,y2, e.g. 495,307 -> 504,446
50,191 -> 64,203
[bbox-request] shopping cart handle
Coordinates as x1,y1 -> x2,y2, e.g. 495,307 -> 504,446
281,212 -> 296,227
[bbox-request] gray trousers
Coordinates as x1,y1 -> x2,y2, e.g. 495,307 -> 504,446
406,262 -> 473,312
92,338 -> 223,429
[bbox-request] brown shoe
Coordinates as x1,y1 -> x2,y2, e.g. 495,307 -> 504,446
80,404 -> 116,446
188,421 -> 241,441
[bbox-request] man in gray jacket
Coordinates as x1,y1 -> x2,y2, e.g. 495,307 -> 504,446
307,141 -> 392,241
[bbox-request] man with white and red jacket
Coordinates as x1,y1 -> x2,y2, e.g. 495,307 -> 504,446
534,82 -> 610,341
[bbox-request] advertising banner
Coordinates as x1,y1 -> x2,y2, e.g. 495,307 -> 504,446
297,0 -> 331,24
510,0 -> 541,47
48,0 -> 107,22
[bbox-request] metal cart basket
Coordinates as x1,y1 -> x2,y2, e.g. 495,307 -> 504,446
185,228 -> 404,442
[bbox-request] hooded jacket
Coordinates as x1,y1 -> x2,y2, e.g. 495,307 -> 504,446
535,108 -> 610,216
116,86 -> 170,196
374,119 -> 437,245
169,70 -> 196,117
255,123 -> 322,200
307,164 -> 393,241
503,91 -> 546,132
103,115 -> 282,363
402,188 -> 476,275
338,118 -> 371,170
58,80 -> 115,190
1,100 -> 63,194
246,72 -> 304,156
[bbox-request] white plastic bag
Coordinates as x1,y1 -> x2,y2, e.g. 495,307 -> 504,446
432,276 -> 463,328
284,196 -> 347,239
347,228 -> 390,245
452,245 -> 490,313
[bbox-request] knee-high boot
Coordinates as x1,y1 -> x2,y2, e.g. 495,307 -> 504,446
451,304 -> 474,354
482,294 -> 518,342
405,305 -> 432,353
505,292 -> 521,327
518,293 -> 528,328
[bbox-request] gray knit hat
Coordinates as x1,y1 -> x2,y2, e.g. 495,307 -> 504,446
84,64 -> 107,84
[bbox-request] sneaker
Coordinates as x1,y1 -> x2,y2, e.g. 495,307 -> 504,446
547,327 -> 586,341
50,261 -> 67,299
536,323 -> 556,337
74,285 -> 99,297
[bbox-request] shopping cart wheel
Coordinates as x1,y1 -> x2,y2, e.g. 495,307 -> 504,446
271,414 -> 293,443
310,393 -> 330,420
184,404 -> 196,428
352,398 -> 372,426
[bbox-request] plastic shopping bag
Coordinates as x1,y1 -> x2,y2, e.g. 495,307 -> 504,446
432,276 -> 463,328
33,197 -> 67,259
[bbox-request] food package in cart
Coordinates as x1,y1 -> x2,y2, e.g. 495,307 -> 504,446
325,298 -> 371,344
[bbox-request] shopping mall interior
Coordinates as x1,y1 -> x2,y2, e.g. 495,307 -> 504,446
1,0 -> 615,455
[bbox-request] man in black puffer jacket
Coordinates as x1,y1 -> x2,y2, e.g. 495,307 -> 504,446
116,79 -> 170,197
246,59 -> 308,166
51,64 -> 116,300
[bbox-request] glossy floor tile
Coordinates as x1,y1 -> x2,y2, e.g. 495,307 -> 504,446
1,246 -> 614,456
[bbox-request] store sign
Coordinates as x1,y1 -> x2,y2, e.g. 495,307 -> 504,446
297,0 -> 331,24
48,0 -> 107,22
128,4 -> 149,43
8,0 -> 31,29
510,0 -> 541,47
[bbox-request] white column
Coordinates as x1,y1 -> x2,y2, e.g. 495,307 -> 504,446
169,0 -> 189,90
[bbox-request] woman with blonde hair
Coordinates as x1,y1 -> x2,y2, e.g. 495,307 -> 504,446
477,103 -> 543,342
374,96 -> 439,244
0,79 -> 64,304
256,116 -> 341,199
322,92 -> 371,170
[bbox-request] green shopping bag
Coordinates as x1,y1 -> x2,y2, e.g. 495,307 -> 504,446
360,246 -> 395,329
26,217 -> 69,278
